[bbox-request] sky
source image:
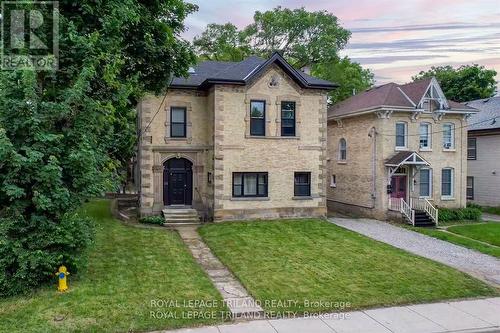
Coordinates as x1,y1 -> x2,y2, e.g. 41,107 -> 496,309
181,0 -> 500,87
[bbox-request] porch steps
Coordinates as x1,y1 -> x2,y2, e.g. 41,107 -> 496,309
162,208 -> 201,227
414,210 -> 435,227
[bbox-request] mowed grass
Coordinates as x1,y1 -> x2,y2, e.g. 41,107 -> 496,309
447,223 -> 500,247
199,219 -> 497,314
408,222 -> 500,258
0,200 -> 227,333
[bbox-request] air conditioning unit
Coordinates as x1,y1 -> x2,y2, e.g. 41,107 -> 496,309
444,142 -> 452,149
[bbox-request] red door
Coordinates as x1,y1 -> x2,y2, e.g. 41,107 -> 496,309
391,176 -> 407,199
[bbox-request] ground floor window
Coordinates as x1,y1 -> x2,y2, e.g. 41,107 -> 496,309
233,172 -> 268,197
441,168 -> 454,198
419,168 -> 432,197
294,172 -> 311,196
467,176 -> 474,200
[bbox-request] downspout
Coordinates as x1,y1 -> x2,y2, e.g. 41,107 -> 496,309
369,127 -> 377,208
460,118 -> 464,208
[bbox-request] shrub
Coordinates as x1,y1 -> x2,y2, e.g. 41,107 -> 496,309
139,215 -> 165,225
467,202 -> 482,210
438,207 -> 482,222
0,211 -> 94,297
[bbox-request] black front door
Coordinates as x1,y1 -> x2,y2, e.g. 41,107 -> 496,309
163,158 -> 193,206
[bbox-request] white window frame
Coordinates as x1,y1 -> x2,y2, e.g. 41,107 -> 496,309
419,122 -> 432,150
395,122 -> 408,150
330,174 -> 336,188
338,138 -> 347,161
441,167 -> 454,199
419,168 -> 432,198
442,123 -> 455,150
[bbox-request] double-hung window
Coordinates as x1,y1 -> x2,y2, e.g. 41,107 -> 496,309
467,137 -> 477,160
281,101 -> 296,136
443,123 -> 455,149
294,172 -> 311,197
250,100 -> 265,136
339,138 -> 347,161
466,176 -> 474,200
233,172 -> 268,197
441,168 -> 454,198
419,122 -> 431,149
170,107 -> 187,138
395,122 -> 407,149
419,168 -> 432,197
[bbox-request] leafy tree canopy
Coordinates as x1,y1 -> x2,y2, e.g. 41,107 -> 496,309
412,64 -> 497,102
193,6 -> 371,103
313,57 -> 375,104
0,0 -> 196,296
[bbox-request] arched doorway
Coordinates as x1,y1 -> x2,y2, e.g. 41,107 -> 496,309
163,158 -> 193,206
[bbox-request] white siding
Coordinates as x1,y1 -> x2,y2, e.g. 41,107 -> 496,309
467,133 -> 500,206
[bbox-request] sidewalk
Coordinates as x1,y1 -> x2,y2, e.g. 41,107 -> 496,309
159,297 -> 500,333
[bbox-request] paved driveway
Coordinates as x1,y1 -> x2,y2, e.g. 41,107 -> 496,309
329,218 -> 500,287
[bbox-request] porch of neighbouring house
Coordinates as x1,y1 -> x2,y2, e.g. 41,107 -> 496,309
386,151 -> 439,227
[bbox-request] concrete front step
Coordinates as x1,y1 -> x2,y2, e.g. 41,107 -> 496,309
164,222 -> 201,229
162,207 -> 201,225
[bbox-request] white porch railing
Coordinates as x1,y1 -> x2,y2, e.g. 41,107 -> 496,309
400,198 -> 414,226
410,198 -> 439,226
389,198 -> 414,225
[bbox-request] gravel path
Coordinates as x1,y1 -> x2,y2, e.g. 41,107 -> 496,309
329,217 -> 500,287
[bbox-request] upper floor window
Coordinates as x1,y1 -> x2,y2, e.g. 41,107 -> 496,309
441,168 -> 454,198
281,101 -> 296,136
419,122 -> 431,149
294,172 -> 311,196
339,138 -> 347,161
442,123 -> 455,150
170,107 -> 186,138
233,172 -> 268,197
395,122 -> 407,149
250,100 -> 265,136
467,137 -> 477,160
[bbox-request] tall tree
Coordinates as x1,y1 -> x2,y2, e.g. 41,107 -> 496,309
412,65 -> 497,102
0,0 -> 196,296
193,7 -> 371,103
244,7 -> 350,68
313,57 -> 375,104
193,23 -> 251,62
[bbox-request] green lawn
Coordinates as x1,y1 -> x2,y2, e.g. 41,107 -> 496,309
199,219 -> 497,314
0,200 -> 227,333
447,223 -> 500,247
409,227 -> 500,258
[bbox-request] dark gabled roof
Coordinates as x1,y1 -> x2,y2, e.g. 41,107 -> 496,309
328,78 -> 476,119
465,97 -> 500,132
170,52 -> 338,90
385,151 -> 430,167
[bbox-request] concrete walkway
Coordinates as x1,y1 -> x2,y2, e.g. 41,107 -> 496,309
329,218 -> 500,287
176,226 -> 264,318
483,213 -> 500,222
159,297 -> 500,333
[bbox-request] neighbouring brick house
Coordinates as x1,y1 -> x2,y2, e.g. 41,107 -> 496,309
137,52 -> 336,221
327,78 -> 478,225
464,97 -> 500,206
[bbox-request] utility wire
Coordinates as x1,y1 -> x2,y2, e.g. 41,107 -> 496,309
374,115 -> 498,137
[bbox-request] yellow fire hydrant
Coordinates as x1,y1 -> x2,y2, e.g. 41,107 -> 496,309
56,266 -> 70,292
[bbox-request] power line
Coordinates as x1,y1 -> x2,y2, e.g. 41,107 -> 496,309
374,115 -> 498,137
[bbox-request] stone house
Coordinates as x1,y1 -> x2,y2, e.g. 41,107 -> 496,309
327,78 -> 478,225
464,97 -> 500,206
137,52 -> 336,221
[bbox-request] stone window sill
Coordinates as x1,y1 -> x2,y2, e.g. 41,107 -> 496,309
245,135 -> 300,140
441,196 -> 455,201
337,161 -> 347,165
442,149 -> 456,152
419,148 -> 432,152
292,196 -> 314,200
230,197 -> 270,201
395,147 -> 408,151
